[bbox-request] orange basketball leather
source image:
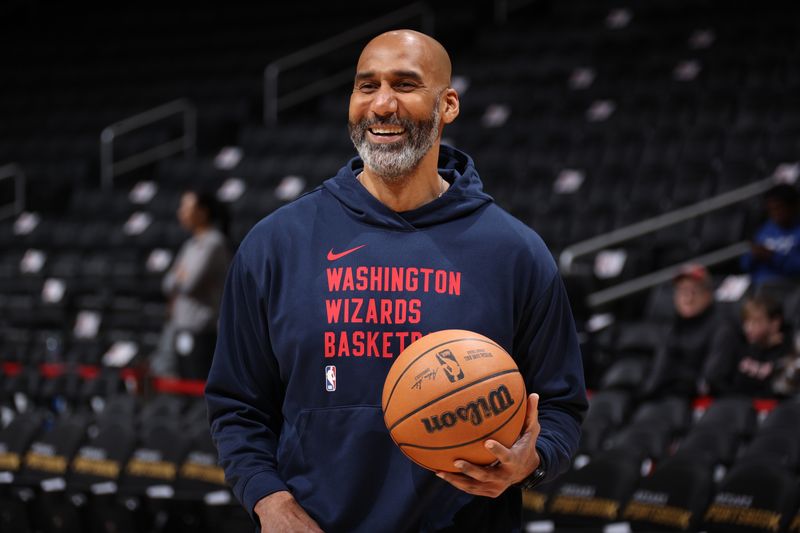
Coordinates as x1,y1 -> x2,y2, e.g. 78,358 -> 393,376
382,330 -> 527,472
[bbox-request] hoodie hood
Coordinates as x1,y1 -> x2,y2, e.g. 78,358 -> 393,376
322,144 -> 493,231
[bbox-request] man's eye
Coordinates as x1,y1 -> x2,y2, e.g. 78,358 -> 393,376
396,82 -> 416,90
359,83 -> 378,92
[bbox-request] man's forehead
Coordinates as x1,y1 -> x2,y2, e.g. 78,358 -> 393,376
357,41 -> 430,75
355,69 -> 423,81
356,30 -> 450,84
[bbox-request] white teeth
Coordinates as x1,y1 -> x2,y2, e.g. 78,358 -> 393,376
370,127 -> 404,135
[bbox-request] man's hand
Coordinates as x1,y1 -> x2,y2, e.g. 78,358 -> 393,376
751,243 -> 773,262
436,393 -> 541,498
254,491 -> 323,533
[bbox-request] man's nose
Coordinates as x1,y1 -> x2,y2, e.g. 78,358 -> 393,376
370,84 -> 398,117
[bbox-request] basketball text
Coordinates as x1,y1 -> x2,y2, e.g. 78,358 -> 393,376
420,385 -> 515,433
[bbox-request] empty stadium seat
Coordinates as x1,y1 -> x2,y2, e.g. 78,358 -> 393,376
758,400 -> 800,436
623,452 -> 714,532
693,397 -> 757,440
630,397 -> 691,437
737,432 -> 800,472
599,356 -> 651,392
703,461 -> 798,533
547,449 -> 642,529
677,427 -> 741,467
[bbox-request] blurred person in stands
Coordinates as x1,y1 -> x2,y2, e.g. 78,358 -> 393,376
642,264 -> 732,398
703,294 -> 795,397
151,189 -> 231,379
740,183 -> 800,290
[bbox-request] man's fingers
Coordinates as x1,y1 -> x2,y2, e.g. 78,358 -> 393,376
434,395 -> 543,499
437,471 -> 499,497
485,439 -> 513,463
453,460 -> 491,481
437,471 -> 472,484
521,393 -> 540,434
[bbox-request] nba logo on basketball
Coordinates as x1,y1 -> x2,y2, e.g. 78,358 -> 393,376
325,365 -> 336,392
435,349 -> 465,383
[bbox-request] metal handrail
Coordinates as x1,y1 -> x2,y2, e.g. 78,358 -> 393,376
559,175 -> 779,274
263,2 -> 435,124
587,241 -> 752,308
0,163 -> 26,220
100,99 -> 197,190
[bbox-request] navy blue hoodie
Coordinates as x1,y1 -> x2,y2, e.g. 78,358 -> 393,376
206,145 -> 587,532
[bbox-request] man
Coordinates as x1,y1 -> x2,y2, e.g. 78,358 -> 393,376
206,30 -> 587,532
641,264 -> 731,398
740,183 -> 800,288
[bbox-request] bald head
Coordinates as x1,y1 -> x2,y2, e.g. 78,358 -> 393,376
357,29 -> 452,90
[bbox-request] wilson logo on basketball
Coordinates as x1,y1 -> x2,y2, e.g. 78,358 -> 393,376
420,385 -> 515,433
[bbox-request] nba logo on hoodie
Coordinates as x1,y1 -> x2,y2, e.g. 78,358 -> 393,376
325,366 -> 336,392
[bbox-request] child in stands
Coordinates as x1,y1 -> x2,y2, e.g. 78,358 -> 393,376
730,295 -> 793,397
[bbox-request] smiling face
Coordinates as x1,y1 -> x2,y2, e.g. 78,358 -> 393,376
348,30 -> 459,181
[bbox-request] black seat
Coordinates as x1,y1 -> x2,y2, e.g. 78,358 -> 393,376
605,422 -> 672,463
137,395 -> 185,431
599,356 -> 651,392
120,421 -> 191,496
698,210 -> 747,252
589,387 -> 631,417
624,452 -> 715,532
14,414 -> 91,533
0,410 -> 45,477
164,424 -> 249,533
630,396 -> 691,437
105,420 -> 193,532
2,367 -> 42,409
521,479 -> 558,525
577,418 -> 612,458
78,369 -> 126,409
55,420 -> 139,533
547,448 -> 642,529
94,394 -> 138,429
758,400 -> 800,436
613,321 -> 667,355
69,421 -> 137,491
703,461 -> 798,533
677,427 -> 741,467
693,397 -> 756,440
182,398 -> 209,431
644,283 -> 677,325
16,413 -> 90,486
737,432 -> 800,471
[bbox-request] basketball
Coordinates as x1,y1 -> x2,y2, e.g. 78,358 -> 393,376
381,329 -> 527,472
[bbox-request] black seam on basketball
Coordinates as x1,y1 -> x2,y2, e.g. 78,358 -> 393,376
386,369 -> 520,432
383,336 -> 505,413
394,395 -> 526,451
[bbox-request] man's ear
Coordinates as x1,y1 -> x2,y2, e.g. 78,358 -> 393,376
441,88 -> 460,125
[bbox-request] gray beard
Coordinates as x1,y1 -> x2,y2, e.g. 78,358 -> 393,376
349,98 -> 441,183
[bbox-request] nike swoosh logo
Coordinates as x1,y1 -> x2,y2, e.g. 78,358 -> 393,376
327,245 -> 367,261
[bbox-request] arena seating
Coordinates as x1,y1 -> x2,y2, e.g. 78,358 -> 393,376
2,0 -> 800,531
